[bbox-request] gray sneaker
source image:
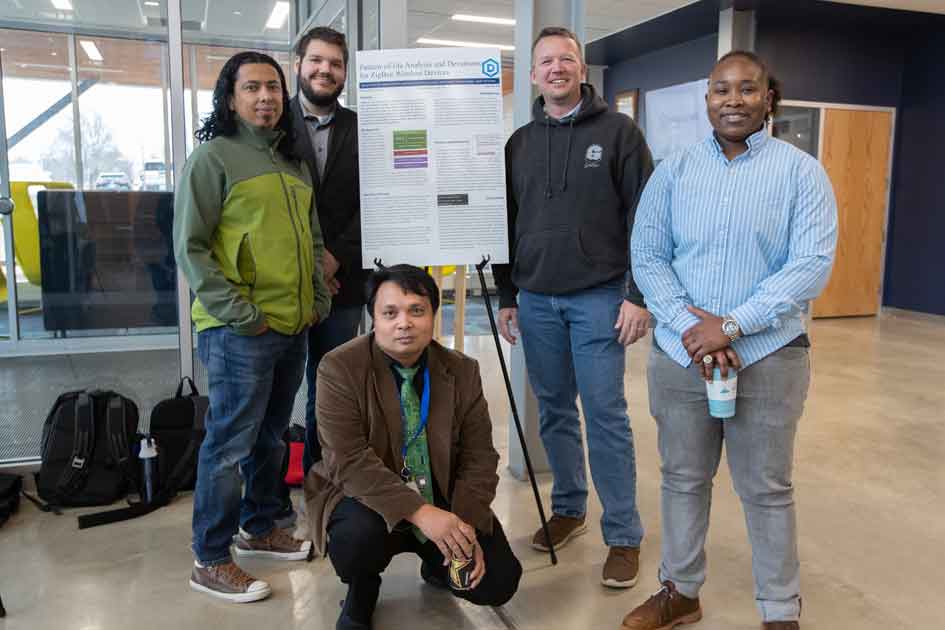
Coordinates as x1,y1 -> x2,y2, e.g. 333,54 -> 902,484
233,527 -> 314,561
189,561 -> 271,603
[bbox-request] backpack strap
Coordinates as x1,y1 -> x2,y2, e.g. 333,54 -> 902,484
175,376 -> 200,398
104,394 -> 136,489
161,394 -> 207,501
54,393 -> 95,503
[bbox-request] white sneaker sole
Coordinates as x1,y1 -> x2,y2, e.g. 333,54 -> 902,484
233,540 -> 314,561
530,522 -> 588,552
602,574 -> 639,589
189,579 -> 272,603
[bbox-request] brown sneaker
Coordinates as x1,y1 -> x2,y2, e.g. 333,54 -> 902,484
620,581 -> 702,630
531,514 -> 588,551
234,527 -> 314,561
762,623 -> 799,629
189,561 -> 271,603
602,546 -> 640,588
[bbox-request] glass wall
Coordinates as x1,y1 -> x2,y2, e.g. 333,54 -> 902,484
0,0 -> 375,462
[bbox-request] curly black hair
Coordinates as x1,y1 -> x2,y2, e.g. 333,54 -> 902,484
195,51 -> 296,159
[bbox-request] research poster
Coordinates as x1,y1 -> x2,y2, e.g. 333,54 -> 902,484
356,47 -> 509,268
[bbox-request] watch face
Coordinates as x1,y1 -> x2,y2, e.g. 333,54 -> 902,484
723,320 -> 738,336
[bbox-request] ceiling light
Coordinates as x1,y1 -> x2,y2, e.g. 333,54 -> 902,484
51,0 -> 73,10
79,40 -> 104,62
144,1 -> 159,6
265,1 -> 290,29
416,37 -> 514,51
452,14 -> 515,26
234,11 -> 242,16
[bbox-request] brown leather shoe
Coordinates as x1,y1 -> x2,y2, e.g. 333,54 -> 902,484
602,546 -> 640,588
620,581 -> 702,630
531,514 -> 587,551
762,623 -> 799,629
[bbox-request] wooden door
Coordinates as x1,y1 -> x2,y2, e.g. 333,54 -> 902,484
813,108 -> 892,318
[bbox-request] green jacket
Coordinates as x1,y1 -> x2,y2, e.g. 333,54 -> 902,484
173,119 -> 331,336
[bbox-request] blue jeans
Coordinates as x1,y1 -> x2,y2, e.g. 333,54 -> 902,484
648,343 -> 810,622
192,326 -> 307,566
304,304 -> 362,472
518,281 -> 644,547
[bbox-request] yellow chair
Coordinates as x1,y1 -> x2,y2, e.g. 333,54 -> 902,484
6,181 -> 74,287
0,265 -> 6,304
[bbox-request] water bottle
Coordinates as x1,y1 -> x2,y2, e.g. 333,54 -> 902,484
139,437 -> 160,505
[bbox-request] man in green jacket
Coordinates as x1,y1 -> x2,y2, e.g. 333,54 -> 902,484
173,51 -> 331,603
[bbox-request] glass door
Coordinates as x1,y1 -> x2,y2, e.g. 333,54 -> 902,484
0,8 -> 181,464
772,105 -> 820,158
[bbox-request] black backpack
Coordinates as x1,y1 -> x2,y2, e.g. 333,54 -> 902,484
0,473 -> 22,528
36,390 -> 139,508
75,378 -> 208,529
149,376 -> 208,494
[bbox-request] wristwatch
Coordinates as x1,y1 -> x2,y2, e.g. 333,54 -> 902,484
721,316 -> 741,342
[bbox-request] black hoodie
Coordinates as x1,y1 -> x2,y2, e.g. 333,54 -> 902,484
493,84 -> 654,309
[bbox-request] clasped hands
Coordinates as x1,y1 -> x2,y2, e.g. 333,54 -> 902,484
408,504 -> 486,589
682,305 -> 741,381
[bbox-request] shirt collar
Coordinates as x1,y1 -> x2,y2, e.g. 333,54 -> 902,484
300,93 -> 336,127
384,348 -> 429,373
710,126 -> 770,158
545,99 -> 582,123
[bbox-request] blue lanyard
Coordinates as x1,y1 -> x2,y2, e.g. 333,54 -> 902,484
400,367 -> 431,462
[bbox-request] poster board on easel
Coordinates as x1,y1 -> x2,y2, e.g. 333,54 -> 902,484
356,47 -> 509,349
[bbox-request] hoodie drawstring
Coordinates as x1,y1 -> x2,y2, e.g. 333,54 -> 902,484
544,116 -> 576,199
545,119 -> 552,199
560,118 -> 574,194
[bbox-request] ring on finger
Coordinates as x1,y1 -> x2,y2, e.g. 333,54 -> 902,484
702,354 -> 714,365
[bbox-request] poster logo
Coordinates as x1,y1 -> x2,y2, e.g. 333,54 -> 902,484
481,58 -> 500,78
585,144 -> 603,168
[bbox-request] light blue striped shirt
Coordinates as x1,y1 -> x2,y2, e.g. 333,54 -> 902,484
631,128 -> 838,368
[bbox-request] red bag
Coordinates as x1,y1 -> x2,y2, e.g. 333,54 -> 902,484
284,441 -> 305,487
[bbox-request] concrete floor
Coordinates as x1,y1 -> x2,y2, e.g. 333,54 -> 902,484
1,308 -> 943,629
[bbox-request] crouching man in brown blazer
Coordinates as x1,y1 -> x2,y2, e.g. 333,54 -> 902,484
305,264 -> 522,630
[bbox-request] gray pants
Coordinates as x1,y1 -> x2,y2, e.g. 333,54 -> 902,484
647,343 -> 810,622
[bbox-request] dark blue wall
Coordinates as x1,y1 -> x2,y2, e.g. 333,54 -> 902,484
754,1 -> 945,316
883,34 -> 945,316
755,6 -> 906,107
603,34 -> 718,134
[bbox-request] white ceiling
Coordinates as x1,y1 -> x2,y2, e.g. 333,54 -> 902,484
407,0 -> 700,50
825,0 -> 945,15
0,0 -> 292,43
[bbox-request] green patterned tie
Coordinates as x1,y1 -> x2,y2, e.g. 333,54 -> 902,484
394,365 -> 435,542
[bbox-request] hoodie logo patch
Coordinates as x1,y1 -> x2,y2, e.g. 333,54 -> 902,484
585,144 -> 603,168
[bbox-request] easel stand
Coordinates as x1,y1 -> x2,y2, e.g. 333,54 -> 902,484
475,256 -> 557,566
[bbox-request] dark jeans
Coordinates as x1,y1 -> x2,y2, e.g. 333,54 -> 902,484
326,497 -> 522,608
192,326 -> 307,565
304,304 -> 362,471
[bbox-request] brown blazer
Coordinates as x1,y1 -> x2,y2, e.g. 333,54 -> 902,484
304,333 -> 500,554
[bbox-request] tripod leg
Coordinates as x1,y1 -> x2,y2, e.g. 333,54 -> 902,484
475,258 -> 557,565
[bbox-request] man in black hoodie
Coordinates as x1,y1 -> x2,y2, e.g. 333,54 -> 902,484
493,26 -> 654,590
